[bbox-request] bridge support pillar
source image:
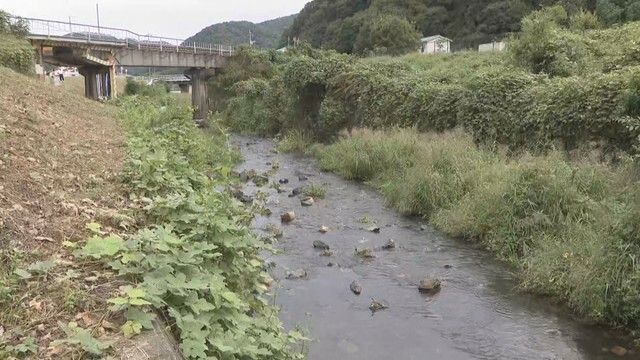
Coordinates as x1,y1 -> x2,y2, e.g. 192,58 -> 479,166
178,83 -> 191,94
186,68 -> 215,120
79,66 -> 117,101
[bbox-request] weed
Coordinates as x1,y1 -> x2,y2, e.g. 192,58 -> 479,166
276,130 -> 313,153
304,184 -> 327,199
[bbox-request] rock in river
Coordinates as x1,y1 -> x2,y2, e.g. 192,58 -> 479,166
355,248 -> 376,259
321,249 -> 334,257
418,276 -> 442,294
298,175 -> 309,181
292,186 -> 308,196
350,280 -> 362,295
279,179 -> 289,184
285,269 -> 307,280
367,226 -> 381,234
281,212 -> 296,223
381,239 -> 396,250
301,197 -> 315,206
313,240 -> 330,250
369,298 -> 388,313
319,226 -> 330,233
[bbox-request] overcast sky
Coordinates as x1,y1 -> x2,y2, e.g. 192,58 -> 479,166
3,0 -> 310,39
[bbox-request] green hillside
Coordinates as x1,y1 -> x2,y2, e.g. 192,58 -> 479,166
186,14 -> 296,49
283,0 -> 640,52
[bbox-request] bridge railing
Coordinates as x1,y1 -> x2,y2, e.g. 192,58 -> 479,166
17,16 -> 234,55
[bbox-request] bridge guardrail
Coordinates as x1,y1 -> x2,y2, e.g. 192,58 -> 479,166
17,16 -> 235,56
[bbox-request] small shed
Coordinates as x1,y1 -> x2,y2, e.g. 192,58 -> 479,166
420,35 -> 452,55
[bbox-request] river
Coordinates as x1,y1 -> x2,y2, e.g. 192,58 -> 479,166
233,136 -> 634,360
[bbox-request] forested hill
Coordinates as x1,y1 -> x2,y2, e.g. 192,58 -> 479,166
185,14 -> 296,49
283,0 -> 639,52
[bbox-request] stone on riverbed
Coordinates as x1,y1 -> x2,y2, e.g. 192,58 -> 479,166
292,186 -> 308,196
369,298 -> 388,313
319,226 -> 330,233
321,249 -> 334,257
418,276 -> 442,294
381,239 -> 396,250
285,269 -> 308,279
301,197 -> 315,206
313,240 -> 330,250
355,248 -> 376,259
281,212 -> 296,223
350,280 -> 362,295
367,226 -> 381,234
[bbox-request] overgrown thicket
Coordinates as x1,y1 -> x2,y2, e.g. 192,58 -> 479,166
0,10 -> 33,75
311,128 -> 640,328
75,96 -> 304,359
222,7 -> 640,156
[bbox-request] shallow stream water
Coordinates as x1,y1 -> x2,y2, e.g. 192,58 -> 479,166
233,136 -> 634,360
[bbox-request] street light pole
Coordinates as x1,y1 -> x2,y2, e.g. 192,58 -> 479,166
96,3 -> 101,34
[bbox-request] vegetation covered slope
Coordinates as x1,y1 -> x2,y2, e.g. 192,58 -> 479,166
283,0 -> 640,52
186,14 -> 296,49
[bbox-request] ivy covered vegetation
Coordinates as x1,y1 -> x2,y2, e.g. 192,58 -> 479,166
77,96 -> 305,358
215,6 -> 640,330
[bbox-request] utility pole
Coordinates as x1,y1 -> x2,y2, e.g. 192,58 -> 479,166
96,3 -> 101,34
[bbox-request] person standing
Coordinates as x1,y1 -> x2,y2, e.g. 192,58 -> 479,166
58,68 -> 65,83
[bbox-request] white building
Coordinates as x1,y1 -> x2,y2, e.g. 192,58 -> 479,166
420,35 -> 452,55
479,41 -> 505,52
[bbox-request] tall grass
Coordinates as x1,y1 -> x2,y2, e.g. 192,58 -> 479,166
314,128 -> 640,327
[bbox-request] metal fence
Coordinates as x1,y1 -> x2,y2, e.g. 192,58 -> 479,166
17,16 -> 235,55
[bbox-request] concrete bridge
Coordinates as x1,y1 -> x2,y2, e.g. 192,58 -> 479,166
21,17 -> 234,119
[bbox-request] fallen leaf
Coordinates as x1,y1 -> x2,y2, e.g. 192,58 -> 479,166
75,312 -> 97,327
35,236 -> 55,243
101,320 -> 116,330
48,345 -> 64,356
29,299 -> 43,311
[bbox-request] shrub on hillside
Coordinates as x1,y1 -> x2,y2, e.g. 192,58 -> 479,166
0,34 -> 33,75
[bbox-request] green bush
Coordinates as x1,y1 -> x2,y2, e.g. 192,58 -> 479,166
0,34 -> 33,75
81,96 -> 304,359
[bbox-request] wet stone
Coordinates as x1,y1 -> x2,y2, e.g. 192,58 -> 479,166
369,298 -> 388,313
355,248 -> 375,259
285,269 -> 308,280
313,240 -> 330,250
298,175 -> 309,181
418,276 -> 442,294
279,179 -> 289,184
368,226 -> 381,234
321,249 -> 334,257
350,280 -> 362,295
281,212 -> 296,223
301,197 -> 315,206
381,239 -> 396,250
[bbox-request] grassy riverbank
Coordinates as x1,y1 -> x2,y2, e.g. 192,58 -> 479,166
307,128 -> 640,329
0,62 -> 303,358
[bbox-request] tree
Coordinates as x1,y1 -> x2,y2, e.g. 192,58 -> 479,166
0,10 -> 29,37
353,14 -> 421,56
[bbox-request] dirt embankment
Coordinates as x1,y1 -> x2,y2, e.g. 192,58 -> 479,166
0,67 -> 125,251
0,67 -> 128,358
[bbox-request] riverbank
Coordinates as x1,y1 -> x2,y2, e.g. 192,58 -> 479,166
0,65 -> 304,359
296,128 -> 640,331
